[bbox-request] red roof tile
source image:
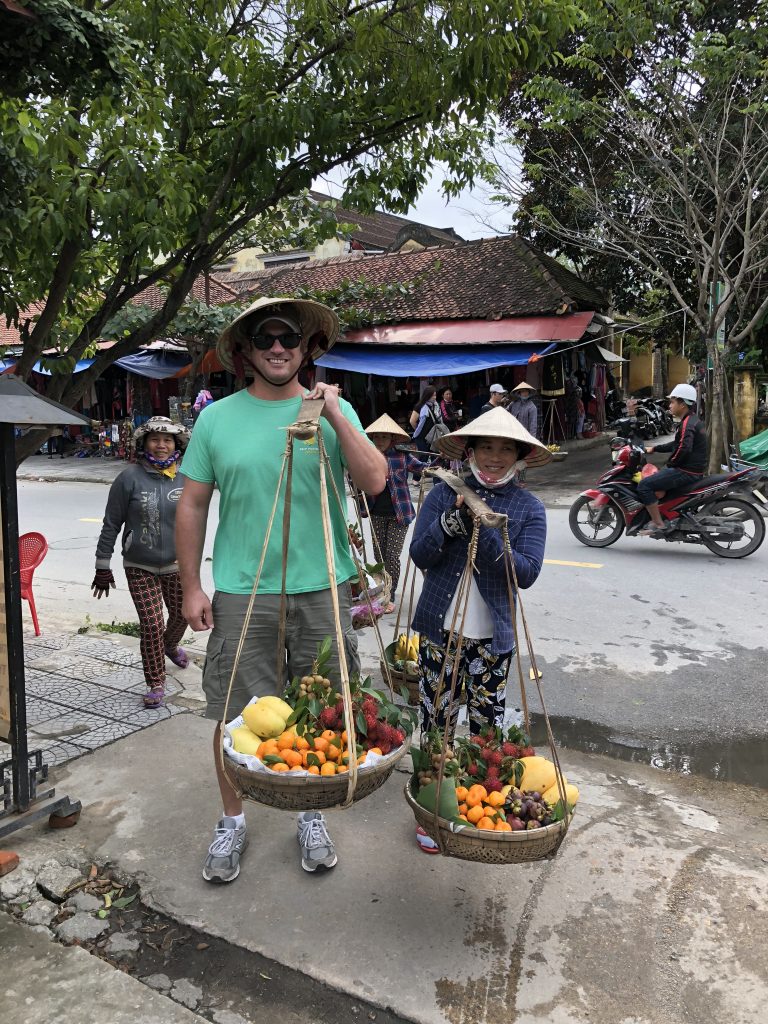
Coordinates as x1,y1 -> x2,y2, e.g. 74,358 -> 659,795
308,191 -> 463,250
130,272 -> 239,311
217,235 -> 607,324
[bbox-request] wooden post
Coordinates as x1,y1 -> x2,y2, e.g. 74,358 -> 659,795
733,365 -> 759,443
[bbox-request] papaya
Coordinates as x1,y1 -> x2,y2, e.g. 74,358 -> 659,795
229,726 -> 262,756
519,756 -> 558,795
542,782 -> 579,809
242,703 -> 286,739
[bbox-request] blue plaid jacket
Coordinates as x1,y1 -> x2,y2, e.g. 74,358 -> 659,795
410,477 -> 546,655
367,447 -> 425,526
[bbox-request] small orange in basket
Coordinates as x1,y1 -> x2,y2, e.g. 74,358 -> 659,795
307,765 -> 320,775
368,747 -> 383,757
321,730 -> 337,742
341,730 -> 348,743
458,803 -> 468,816
466,805 -> 484,825
487,791 -> 505,808
336,764 -> 348,773
282,749 -> 302,768
477,816 -> 496,831
256,739 -> 279,759
270,762 -> 290,773
325,743 -> 341,761
294,736 -> 310,751
320,762 -> 336,776
303,750 -> 326,768
466,785 -> 487,808
276,731 -> 296,750
312,737 -> 329,753
456,786 -> 469,802
458,814 -> 469,822
495,821 -> 512,832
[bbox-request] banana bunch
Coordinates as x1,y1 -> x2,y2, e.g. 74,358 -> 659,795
395,633 -> 419,662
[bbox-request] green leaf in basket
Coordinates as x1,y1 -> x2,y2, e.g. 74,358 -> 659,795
365,562 -> 384,575
410,747 -> 430,773
416,778 -> 460,820
306,752 -> 321,768
286,695 -> 309,727
355,710 -> 368,736
399,684 -> 410,702
263,754 -> 285,765
308,698 -> 322,719
360,685 -> 382,701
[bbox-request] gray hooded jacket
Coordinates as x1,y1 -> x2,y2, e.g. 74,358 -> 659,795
95,463 -> 184,574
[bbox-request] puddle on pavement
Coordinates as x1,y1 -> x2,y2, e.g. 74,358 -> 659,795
526,714 -> 768,791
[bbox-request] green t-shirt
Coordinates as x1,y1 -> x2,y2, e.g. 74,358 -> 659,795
180,390 -> 366,595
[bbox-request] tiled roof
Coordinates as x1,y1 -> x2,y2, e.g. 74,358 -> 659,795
130,272 -> 239,311
217,235 -> 607,323
1,301 -> 46,349
308,191 -> 463,250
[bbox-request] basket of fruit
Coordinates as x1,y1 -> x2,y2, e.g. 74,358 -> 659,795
405,726 -> 577,864
380,634 -> 420,703
223,642 -> 416,810
546,443 -> 568,461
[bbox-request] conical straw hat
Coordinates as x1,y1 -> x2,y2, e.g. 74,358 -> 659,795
365,413 -> 410,440
217,295 -> 340,375
511,380 -> 536,393
436,406 -> 552,467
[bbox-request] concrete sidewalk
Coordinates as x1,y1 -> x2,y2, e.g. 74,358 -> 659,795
3,706 -> 768,1023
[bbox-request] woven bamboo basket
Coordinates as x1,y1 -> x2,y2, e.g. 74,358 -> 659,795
226,739 -> 411,810
404,779 -> 570,864
380,640 -> 420,704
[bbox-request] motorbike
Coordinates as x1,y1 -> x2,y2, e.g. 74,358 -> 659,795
569,430 -> 768,558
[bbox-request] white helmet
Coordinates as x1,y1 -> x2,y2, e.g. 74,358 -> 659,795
667,383 -> 697,404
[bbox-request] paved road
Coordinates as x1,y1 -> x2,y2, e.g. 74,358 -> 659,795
17,475 -> 768,789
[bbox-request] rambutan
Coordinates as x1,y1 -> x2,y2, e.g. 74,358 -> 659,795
521,746 -> 535,757
501,742 -> 519,758
319,708 -> 337,729
364,712 -> 378,731
466,763 -> 479,777
484,749 -> 503,767
485,779 -> 503,793
378,741 -> 392,755
392,728 -> 405,746
486,765 -> 500,780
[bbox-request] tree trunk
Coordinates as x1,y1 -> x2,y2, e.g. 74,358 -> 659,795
707,346 -> 731,473
14,427 -> 56,467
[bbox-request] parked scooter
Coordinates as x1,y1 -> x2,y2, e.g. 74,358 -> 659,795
569,432 -> 767,558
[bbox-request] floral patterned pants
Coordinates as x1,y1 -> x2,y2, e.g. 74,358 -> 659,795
125,568 -> 187,686
418,632 -> 513,739
369,515 -> 409,594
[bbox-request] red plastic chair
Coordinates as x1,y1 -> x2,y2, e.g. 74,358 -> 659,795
19,532 -> 48,636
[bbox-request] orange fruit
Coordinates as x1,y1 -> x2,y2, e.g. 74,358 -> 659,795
458,814 -> 469,822
294,736 -> 310,751
466,805 -> 484,824
341,730 -> 348,743
256,739 -> 279,759
325,743 -> 342,761
303,750 -> 326,768
270,762 -> 290,773
477,816 -> 496,831
496,821 -> 512,832
368,747 -> 383,757
336,764 -> 348,773
466,785 -> 487,808
487,791 -> 505,808
321,730 -> 337,742
456,786 -> 469,802
307,765 -> 320,775
320,762 -> 336,776
468,784 -> 488,802
282,749 -> 302,768
312,737 -> 329,753
276,731 -> 296,750
458,802 -> 468,816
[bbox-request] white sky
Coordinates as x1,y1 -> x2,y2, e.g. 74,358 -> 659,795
312,164 -> 512,242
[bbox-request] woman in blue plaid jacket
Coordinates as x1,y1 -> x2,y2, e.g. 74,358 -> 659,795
410,407 -> 551,740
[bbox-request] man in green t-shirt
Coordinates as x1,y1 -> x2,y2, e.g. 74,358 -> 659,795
177,296 -> 386,883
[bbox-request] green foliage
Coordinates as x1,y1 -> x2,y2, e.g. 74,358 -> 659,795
2,0 -> 579,448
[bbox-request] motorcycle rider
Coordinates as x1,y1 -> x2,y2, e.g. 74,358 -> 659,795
638,383 -> 706,535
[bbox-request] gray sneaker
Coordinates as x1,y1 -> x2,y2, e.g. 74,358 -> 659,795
202,817 -> 248,883
296,811 -> 337,872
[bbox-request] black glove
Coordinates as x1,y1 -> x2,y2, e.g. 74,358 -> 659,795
91,568 -> 116,599
440,504 -> 474,540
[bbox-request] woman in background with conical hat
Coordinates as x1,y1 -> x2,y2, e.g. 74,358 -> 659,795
410,408 -> 550,847
364,413 -> 426,613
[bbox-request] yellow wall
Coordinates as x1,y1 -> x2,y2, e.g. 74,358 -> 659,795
628,350 -> 691,393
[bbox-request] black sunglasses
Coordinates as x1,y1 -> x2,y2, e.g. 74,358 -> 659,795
248,331 -> 302,351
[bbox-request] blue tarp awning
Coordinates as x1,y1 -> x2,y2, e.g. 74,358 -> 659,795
1,358 -> 94,375
115,351 -> 191,379
315,343 -> 557,377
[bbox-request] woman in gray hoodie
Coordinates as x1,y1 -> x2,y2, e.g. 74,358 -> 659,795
92,417 -> 191,707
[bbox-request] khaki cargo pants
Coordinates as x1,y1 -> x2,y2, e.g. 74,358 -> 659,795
202,583 -> 360,722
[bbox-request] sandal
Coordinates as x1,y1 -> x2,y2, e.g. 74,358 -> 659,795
415,826 -> 440,855
165,646 -> 189,669
143,686 -> 165,708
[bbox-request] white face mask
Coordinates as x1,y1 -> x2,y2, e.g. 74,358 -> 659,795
468,455 -> 518,488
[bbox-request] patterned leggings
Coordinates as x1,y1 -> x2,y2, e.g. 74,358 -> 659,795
418,633 -> 513,740
369,515 -> 409,595
124,568 -> 187,686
